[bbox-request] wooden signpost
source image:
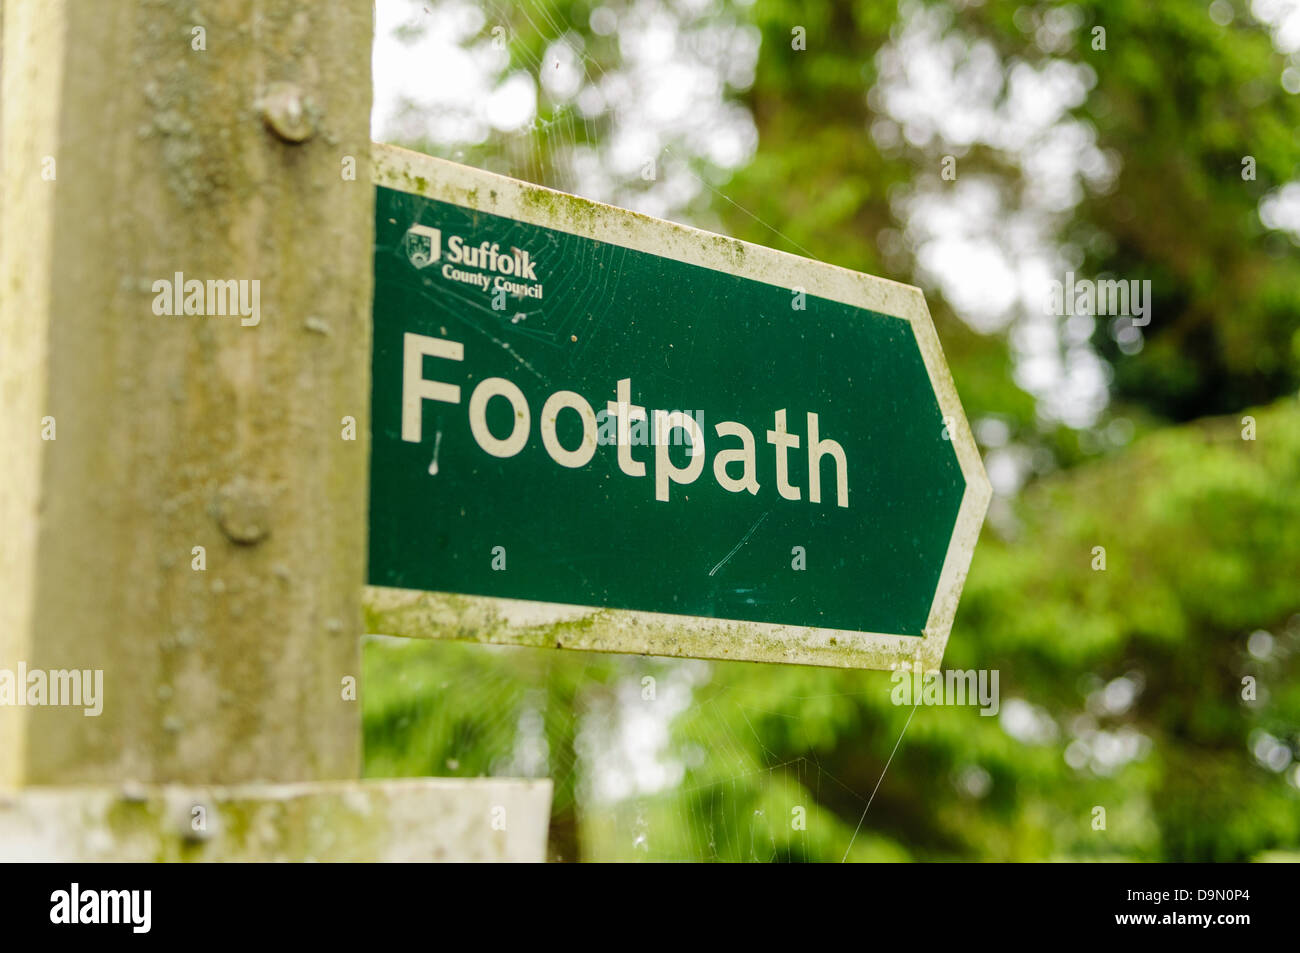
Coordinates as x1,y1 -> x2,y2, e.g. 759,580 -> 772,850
0,2 -> 987,863
0,0 -> 552,863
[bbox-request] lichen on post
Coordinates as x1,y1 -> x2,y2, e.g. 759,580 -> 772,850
0,0 -> 375,786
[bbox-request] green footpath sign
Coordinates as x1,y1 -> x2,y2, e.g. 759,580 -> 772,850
364,144 -> 990,671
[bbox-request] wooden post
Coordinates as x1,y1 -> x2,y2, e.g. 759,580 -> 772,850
2,0 -> 372,785
1,0 -> 550,860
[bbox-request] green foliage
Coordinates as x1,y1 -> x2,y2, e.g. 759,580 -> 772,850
1062,2 -> 1300,420
365,0 -> 1300,861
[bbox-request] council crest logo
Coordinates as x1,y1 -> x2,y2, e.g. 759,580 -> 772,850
403,224 -> 441,268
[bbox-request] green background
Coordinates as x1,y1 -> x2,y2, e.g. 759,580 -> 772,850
368,186 -> 966,635
365,0 -> 1300,864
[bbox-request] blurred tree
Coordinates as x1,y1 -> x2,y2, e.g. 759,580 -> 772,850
366,0 -> 1300,861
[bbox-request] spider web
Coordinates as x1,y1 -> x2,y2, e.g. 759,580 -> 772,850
362,635 -> 917,862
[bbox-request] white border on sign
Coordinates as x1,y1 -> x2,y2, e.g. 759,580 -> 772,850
365,142 -> 992,672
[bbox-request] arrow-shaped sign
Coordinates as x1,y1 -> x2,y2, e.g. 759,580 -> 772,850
364,143 -> 990,671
